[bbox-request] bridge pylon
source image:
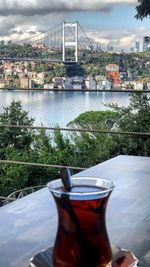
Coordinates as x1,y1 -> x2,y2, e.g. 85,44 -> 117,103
62,21 -> 78,63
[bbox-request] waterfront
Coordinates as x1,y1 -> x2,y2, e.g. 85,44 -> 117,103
0,90 -> 131,126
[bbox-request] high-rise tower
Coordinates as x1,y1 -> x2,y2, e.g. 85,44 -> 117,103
135,41 -> 140,52
143,36 -> 150,52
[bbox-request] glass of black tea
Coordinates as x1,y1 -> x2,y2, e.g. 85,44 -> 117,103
47,177 -> 114,267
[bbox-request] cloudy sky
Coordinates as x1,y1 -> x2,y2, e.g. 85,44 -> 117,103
0,0 -> 150,51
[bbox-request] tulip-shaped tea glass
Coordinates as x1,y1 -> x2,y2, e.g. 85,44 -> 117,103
47,177 -> 114,267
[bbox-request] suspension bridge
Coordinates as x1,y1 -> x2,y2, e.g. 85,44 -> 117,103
0,21 -> 95,63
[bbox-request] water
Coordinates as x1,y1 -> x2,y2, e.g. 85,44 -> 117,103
0,90 -> 131,127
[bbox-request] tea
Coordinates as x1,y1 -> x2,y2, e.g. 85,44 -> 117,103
51,183 -> 112,267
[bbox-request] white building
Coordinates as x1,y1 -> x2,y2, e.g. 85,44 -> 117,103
146,82 -> 150,90
71,76 -> 83,90
102,80 -> 112,90
85,77 -> 97,90
72,83 -> 82,90
44,83 -> 54,89
52,77 -> 65,88
63,78 -> 73,90
134,82 -> 143,90
97,82 -> 105,90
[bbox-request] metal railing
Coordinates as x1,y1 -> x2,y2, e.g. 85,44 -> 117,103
0,124 -> 150,136
0,123 -> 150,206
0,185 -> 45,206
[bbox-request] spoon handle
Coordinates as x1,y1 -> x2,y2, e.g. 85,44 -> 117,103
60,167 -> 72,191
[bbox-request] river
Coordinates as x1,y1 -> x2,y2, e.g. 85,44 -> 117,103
0,90 -> 131,127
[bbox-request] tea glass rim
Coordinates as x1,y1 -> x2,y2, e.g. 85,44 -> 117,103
47,176 -> 115,200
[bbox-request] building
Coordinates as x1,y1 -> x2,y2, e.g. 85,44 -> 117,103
36,72 -> 45,84
135,41 -> 140,52
85,77 -> 97,90
87,45 -> 94,51
52,77 -> 65,88
37,72 -> 45,80
96,44 -> 101,51
0,40 -> 4,46
134,82 -> 143,90
72,83 -> 82,90
5,78 -> 13,86
63,78 -> 73,90
130,47 -> 134,53
0,79 -> 5,88
97,79 -> 112,90
20,78 -> 32,89
107,45 -> 113,52
44,83 -> 54,89
72,76 -> 83,90
143,36 -> 150,52
7,40 -> 12,46
97,82 -> 105,90
120,72 -> 128,82
103,80 -> 112,90
105,64 -> 120,85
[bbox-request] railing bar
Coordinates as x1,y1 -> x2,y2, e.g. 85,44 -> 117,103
7,186 -> 46,198
18,192 -> 23,198
0,196 -> 16,201
0,124 -> 150,136
0,160 -> 86,170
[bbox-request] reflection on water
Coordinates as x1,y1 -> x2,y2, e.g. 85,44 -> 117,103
0,90 -> 130,127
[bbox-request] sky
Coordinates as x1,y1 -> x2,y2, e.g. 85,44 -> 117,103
0,0 -> 150,52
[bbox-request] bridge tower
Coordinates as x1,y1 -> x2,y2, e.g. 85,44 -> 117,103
62,21 -> 78,63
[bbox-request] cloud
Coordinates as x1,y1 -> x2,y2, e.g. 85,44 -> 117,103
0,0 -> 137,16
0,0 -> 138,40
87,27 -> 146,51
0,0 -> 144,51
0,12 -> 64,38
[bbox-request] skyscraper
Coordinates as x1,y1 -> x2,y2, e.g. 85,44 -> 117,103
7,40 -> 12,46
130,47 -> 134,52
143,36 -> 150,52
0,40 -> 4,46
135,41 -> 140,52
107,44 -> 113,52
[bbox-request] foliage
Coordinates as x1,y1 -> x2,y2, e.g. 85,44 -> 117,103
68,110 -> 118,167
0,100 -> 34,151
0,103 -> 74,197
0,94 -> 150,198
68,93 -> 150,166
0,148 -> 30,196
135,0 -> 150,20
68,110 -> 119,130
70,132 -> 115,168
80,51 -> 150,79
65,64 -> 85,77
108,93 -> 150,155
44,63 -> 67,83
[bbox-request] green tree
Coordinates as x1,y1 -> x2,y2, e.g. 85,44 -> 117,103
108,92 -> 150,155
30,128 -> 58,185
135,0 -> 150,20
68,110 -> 118,130
0,100 -> 34,152
0,101 -> 35,197
68,110 -> 118,167
0,148 -> 30,196
53,128 -> 75,167
70,132 -> 114,168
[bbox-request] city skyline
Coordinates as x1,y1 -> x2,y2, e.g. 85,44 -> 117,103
0,0 -> 150,52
